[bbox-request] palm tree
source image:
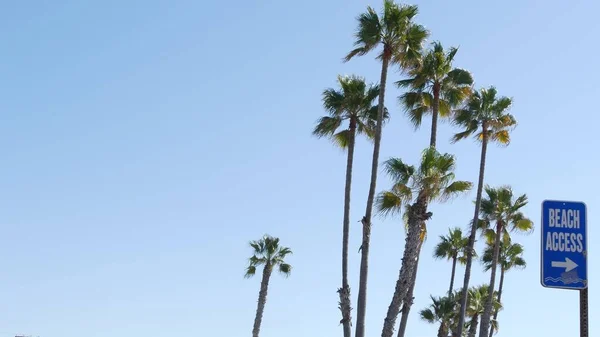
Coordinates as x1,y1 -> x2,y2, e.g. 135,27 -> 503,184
452,86 -> 517,336
420,295 -> 457,337
313,75 -> 383,337
477,187 -> 532,337
245,235 -> 293,337
376,147 -> 472,337
434,227 -> 469,296
397,41 -> 473,147
344,3 -> 427,336
482,238 -> 526,337
396,43 -> 472,335
464,285 -> 501,337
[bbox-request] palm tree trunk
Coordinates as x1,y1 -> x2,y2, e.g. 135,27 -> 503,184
479,225 -> 502,337
381,198 -> 427,337
339,120 -> 357,337
456,124 -> 489,336
437,322 -> 448,337
468,314 -> 479,337
252,264 -> 273,337
355,51 -> 390,337
448,256 -> 457,296
396,236 -> 424,337
488,268 -> 505,337
430,82 -> 440,148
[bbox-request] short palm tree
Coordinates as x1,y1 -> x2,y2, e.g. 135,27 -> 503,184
245,235 -> 292,337
482,238 -> 526,337
313,75 -> 382,336
452,86 -> 517,336
344,3 -> 427,336
376,147 -> 472,337
465,285 -> 501,337
397,41 -> 473,147
434,227 -> 469,296
420,295 -> 457,337
477,187 -> 532,337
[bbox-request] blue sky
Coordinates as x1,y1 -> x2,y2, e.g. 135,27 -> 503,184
0,0 -> 598,336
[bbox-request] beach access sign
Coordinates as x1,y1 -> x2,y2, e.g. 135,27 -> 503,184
541,200 -> 588,290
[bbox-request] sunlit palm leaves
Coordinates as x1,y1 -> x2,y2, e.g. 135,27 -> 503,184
478,185 -> 534,240
434,227 -> 469,262
452,86 -> 516,144
482,239 -> 526,273
344,1 -> 428,66
420,295 -> 457,337
376,148 -> 472,217
313,75 -> 385,148
398,42 -> 473,129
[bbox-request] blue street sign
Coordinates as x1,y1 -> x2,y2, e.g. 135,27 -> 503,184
541,200 -> 588,290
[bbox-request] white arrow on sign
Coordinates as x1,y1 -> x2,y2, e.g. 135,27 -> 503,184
551,257 -> 578,272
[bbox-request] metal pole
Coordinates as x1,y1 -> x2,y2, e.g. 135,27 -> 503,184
580,287 -> 588,337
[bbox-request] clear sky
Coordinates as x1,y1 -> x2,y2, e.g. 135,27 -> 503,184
0,1 -> 598,336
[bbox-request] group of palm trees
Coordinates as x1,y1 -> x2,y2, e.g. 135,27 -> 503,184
244,1 -> 534,337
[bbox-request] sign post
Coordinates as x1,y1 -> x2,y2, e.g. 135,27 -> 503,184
541,200 -> 588,337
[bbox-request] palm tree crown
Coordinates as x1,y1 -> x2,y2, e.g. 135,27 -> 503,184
420,295 -> 457,324
376,147 -> 473,217
398,42 -> 473,133
465,285 -> 502,336
344,1 -> 428,66
245,235 -> 292,278
478,186 -> 534,239
452,86 -> 516,144
313,75 -> 384,147
483,237 -> 526,272
420,295 -> 457,337
434,227 -> 469,262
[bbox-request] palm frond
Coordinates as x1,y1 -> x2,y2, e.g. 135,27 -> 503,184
383,157 -> 415,184
244,265 -> 257,278
490,129 -> 511,145
394,23 -> 429,67
399,91 -> 431,129
376,190 -> 406,217
333,129 -> 352,148
312,116 -> 343,138
441,180 -> 473,201
420,308 -> 435,323
322,88 -> 346,115
445,68 -> 473,87
279,263 -> 292,276
344,7 -> 381,62
512,218 -> 534,234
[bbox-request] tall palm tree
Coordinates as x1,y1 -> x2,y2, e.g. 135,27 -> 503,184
397,41 -> 473,147
482,238 -> 526,337
477,187 -> 532,337
376,147 -> 472,337
434,227 -> 469,296
313,75 -> 383,337
245,235 -> 293,337
396,42 -> 471,335
464,285 -> 501,337
420,295 -> 457,337
452,86 -> 517,336
344,3 -> 427,336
